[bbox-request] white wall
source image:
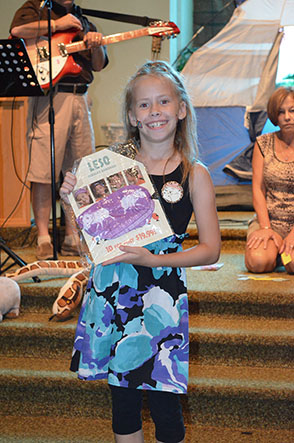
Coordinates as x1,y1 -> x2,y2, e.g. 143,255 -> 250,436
2,1 -> 192,145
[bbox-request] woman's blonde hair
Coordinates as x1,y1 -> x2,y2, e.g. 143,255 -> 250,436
122,60 -> 198,182
267,86 -> 294,126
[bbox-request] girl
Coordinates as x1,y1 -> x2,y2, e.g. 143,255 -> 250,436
60,61 -> 221,443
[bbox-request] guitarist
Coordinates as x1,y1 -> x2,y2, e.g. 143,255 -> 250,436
10,0 -> 109,260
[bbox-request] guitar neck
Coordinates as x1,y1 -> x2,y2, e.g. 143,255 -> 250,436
66,28 -> 151,55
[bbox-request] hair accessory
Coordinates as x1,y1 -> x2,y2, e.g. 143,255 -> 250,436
74,187 -> 88,198
136,120 -> 143,129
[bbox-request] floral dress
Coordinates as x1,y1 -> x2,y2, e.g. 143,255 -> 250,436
70,162 -> 194,394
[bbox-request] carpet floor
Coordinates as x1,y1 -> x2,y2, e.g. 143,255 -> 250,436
1,212 -> 294,442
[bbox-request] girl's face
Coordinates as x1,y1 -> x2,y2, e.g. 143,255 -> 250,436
126,173 -> 137,185
109,174 -> 125,189
128,75 -> 186,145
76,192 -> 90,206
277,95 -> 294,133
95,183 -> 106,195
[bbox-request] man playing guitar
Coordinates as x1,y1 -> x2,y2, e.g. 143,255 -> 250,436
10,0 -> 108,260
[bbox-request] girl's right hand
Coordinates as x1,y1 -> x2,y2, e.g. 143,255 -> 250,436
59,172 -> 77,204
246,228 -> 281,250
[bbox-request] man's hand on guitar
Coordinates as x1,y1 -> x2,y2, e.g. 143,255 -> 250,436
84,32 -> 106,71
84,32 -> 103,50
55,13 -> 82,32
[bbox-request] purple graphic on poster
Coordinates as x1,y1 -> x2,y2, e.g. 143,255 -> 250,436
77,185 -> 155,241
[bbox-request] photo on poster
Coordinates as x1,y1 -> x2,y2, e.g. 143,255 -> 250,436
73,186 -> 93,208
90,179 -> 110,201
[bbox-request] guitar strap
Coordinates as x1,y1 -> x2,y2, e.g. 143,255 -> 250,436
81,9 -> 160,27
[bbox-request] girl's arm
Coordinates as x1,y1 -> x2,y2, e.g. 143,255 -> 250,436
103,163 -> 221,268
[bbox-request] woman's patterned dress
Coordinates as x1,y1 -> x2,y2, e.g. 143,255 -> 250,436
257,132 -> 294,238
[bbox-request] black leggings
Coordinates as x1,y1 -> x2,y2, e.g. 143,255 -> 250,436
110,385 -> 185,442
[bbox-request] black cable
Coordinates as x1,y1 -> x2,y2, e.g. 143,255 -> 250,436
10,97 -> 30,189
0,99 -> 38,232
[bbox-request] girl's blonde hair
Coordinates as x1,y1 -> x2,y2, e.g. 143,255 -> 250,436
122,60 -> 198,182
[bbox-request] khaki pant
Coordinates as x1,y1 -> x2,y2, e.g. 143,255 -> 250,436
26,91 -> 95,184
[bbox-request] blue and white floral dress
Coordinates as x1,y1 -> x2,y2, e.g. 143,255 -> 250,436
70,163 -> 193,394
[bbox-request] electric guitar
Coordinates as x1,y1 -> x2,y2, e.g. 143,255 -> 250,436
25,21 -> 180,90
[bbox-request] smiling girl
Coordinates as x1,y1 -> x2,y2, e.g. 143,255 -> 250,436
60,61 -> 220,443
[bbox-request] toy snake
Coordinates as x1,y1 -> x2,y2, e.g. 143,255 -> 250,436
6,260 -> 89,321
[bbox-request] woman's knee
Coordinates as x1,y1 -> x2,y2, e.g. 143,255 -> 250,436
245,248 -> 277,273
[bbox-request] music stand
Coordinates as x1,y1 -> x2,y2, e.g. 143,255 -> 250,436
0,39 -> 44,97
0,38 -> 43,280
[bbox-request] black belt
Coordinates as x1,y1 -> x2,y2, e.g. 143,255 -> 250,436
55,84 -> 88,94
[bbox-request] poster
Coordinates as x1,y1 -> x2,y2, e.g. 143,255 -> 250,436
68,147 -> 174,265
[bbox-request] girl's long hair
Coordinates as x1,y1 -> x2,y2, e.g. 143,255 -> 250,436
122,60 -> 199,182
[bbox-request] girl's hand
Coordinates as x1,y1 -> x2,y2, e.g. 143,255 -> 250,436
246,228 -> 281,250
59,172 -> 77,204
102,245 -> 157,267
280,231 -> 294,255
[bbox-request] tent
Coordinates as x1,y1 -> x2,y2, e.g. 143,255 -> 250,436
182,0 -> 294,207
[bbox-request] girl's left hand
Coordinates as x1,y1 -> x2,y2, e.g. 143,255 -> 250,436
59,171 -> 77,204
102,245 -> 157,267
280,231 -> 294,255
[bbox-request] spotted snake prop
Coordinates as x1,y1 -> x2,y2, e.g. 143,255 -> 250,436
5,260 -> 89,321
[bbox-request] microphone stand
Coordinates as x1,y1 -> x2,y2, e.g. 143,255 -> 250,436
42,0 -> 58,259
